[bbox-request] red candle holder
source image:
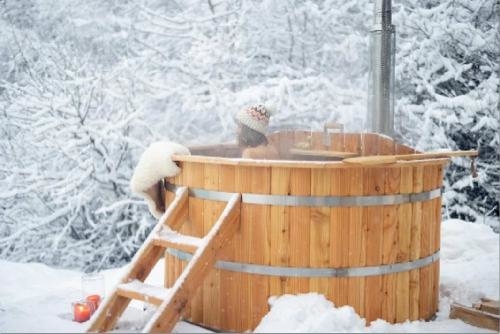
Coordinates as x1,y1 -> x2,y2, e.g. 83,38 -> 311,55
86,294 -> 101,312
72,300 -> 93,323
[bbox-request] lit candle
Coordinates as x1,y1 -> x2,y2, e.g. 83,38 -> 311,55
86,294 -> 101,312
73,301 -> 91,322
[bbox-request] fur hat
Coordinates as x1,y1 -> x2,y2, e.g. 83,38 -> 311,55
130,141 -> 190,219
236,104 -> 272,135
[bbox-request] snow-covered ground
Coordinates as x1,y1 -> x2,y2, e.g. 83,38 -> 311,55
0,219 -> 498,333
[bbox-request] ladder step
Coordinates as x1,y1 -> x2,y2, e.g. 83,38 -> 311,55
152,226 -> 202,253
117,280 -> 171,306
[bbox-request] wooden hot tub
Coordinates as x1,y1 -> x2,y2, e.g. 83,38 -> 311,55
162,130 -> 446,332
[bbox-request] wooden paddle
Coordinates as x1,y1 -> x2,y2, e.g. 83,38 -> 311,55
342,150 -> 479,165
289,148 -> 358,159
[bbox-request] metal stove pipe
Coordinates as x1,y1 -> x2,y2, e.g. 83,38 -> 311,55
367,0 -> 395,137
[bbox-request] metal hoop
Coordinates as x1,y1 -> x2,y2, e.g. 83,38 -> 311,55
165,183 -> 441,207
166,249 -> 440,277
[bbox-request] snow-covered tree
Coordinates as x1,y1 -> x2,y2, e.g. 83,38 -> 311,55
0,3 -> 154,271
394,0 -> 499,228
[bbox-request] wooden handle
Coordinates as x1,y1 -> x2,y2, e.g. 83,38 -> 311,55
343,150 -> 478,165
289,148 -> 358,159
323,122 -> 344,131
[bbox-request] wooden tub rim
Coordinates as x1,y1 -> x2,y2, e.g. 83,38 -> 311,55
171,153 -> 450,168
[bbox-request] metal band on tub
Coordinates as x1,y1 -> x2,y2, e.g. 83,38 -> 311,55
166,248 -> 440,277
165,183 -> 441,207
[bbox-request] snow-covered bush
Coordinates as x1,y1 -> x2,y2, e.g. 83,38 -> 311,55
124,0 -> 371,144
0,6 -> 153,271
394,0 -> 499,227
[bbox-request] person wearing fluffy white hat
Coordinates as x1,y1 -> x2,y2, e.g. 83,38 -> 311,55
235,104 -> 279,159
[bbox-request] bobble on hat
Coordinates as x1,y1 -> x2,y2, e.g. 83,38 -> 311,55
236,104 -> 272,135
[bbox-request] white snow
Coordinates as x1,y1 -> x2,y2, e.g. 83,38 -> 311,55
254,293 -> 367,333
0,219 -> 498,333
117,279 -> 171,301
157,226 -> 203,248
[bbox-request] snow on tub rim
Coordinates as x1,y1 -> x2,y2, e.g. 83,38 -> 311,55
162,130 -> 448,332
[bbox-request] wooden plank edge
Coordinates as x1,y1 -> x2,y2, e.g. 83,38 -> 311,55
450,302 -> 499,331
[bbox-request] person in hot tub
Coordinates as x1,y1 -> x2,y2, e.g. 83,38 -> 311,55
236,104 -> 279,159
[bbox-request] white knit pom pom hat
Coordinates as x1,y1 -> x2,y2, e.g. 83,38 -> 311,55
236,104 -> 273,135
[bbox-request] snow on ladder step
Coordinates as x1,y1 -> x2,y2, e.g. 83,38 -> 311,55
117,279 -> 171,306
152,226 -> 203,254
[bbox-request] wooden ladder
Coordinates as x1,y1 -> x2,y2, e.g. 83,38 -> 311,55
86,186 -> 241,333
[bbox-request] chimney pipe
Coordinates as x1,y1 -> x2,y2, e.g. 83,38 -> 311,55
367,0 -> 395,137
